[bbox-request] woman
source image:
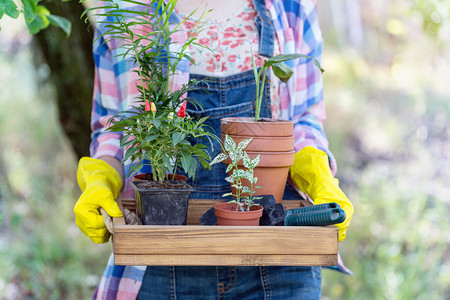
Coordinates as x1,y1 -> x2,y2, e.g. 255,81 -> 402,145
74,0 -> 354,298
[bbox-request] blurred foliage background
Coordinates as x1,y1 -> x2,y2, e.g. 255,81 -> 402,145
0,0 -> 449,299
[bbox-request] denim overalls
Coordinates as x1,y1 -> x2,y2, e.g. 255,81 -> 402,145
137,0 -> 321,298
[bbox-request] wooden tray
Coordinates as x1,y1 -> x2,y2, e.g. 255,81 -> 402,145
112,198 -> 338,266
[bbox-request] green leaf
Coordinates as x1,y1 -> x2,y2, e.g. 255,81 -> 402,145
222,193 -> 233,198
237,169 -> 247,179
309,56 -> 325,73
184,53 -> 195,65
188,158 -> 197,179
152,118 -> 161,128
0,3 -> 5,19
265,53 -> 324,74
250,154 -> 260,169
223,134 -> 236,153
47,14 -> 71,37
181,154 -> 192,175
264,53 -> 302,67
123,147 -> 136,164
172,132 -> 186,146
196,116 -> 209,126
199,156 -> 211,170
242,170 -> 254,181
224,176 -> 233,183
241,186 -> 251,193
236,138 -> 252,152
25,5 -> 50,34
4,0 -> 19,19
120,138 -> 136,148
209,153 -> 227,165
145,134 -> 158,143
243,152 -> 251,169
228,150 -> 239,164
162,154 -> 172,171
21,0 -> 36,22
225,163 -> 233,173
272,62 -> 294,83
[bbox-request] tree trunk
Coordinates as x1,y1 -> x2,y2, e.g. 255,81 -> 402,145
34,0 -> 94,159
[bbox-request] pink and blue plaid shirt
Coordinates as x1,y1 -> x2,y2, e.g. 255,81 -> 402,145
91,1 -> 339,299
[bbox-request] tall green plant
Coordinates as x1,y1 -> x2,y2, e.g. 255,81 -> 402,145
83,0 -> 218,182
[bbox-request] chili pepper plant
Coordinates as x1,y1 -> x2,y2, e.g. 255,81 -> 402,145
84,0 -> 217,182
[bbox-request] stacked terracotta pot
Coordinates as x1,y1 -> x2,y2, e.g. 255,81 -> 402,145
220,117 -> 295,203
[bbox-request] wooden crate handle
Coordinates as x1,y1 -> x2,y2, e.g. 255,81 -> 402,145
100,207 -> 114,234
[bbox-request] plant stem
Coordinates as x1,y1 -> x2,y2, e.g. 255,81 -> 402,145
255,67 -> 268,122
115,12 -> 148,105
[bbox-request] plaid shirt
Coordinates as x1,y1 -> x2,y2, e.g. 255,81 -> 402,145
91,1 -> 338,299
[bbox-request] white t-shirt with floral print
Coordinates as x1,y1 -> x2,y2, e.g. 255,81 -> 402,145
177,0 -> 281,118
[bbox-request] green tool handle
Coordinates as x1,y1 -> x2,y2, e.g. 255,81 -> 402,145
286,202 -> 340,217
284,208 -> 346,226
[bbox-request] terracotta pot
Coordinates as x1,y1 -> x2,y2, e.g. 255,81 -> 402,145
133,173 -> 188,182
221,133 -> 294,152
221,117 -> 294,137
221,117 -> 295,204
214,202 -> 263,226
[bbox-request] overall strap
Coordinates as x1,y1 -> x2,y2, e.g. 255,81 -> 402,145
252,0 -> 275,57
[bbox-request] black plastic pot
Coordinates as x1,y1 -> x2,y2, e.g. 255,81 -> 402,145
131,181 -> 193,225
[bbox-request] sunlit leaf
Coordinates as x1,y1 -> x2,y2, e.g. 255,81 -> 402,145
272,62 -> 294,83
224,176 -> 233,183
236,138 -> 252,152
264,54 -> 301,67
25,5 -> 50,35
0,3 -> 5,19
21,0 -> 36,22
47,14 -> 71,36
243,152 -> 251,169
172,132 -> 186,146
4,0 -> 19,19
210,153 -> 227,165
224,134 -> 236,152
250,154 -> 260,169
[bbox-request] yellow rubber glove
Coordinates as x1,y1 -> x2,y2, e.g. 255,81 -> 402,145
290,147 -> 354,241
74,157 -> 123,243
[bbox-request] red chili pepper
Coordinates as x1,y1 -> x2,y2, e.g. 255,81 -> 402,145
177,100 -> 187,118
145,100 -> 151,111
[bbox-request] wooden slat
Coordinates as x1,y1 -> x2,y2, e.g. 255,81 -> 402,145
114,254 -> 337,266
113,225 -> 337,255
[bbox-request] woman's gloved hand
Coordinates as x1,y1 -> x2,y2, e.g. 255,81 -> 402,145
74,157 -> 123,243
289,147 -> 354,241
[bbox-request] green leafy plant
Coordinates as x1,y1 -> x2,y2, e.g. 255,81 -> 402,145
252,51 -> 325,122
0,0 -> 71,35
209,135 -> 262,211
85,0 -> 218,182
